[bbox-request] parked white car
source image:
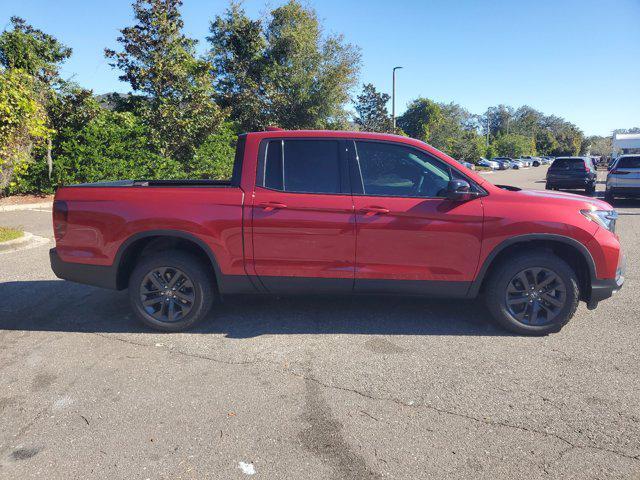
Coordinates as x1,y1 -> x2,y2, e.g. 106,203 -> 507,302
478,158 -> 499,169
605,154 -> 640,202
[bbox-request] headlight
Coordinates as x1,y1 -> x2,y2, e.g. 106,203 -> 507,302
580,209 -> 618,232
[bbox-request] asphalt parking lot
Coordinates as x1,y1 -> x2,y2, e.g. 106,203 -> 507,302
0,166 -> 638,479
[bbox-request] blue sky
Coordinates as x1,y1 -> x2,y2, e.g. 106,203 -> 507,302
2,0 -> 638,136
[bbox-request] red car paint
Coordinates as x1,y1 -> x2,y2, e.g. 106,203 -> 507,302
51,130 -> 623,303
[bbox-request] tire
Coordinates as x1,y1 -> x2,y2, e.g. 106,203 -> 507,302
484,251 -> 579,335
128,250 -> 215,332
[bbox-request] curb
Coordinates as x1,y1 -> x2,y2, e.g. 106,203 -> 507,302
0,231 -> 49,254
0,202 -> 53,213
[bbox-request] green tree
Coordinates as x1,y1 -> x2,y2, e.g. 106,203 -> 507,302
0,69 -> 51,190
207,2 -> 268,132
353,83 -> 391,132
428,102 -> 484,161
264,1 -> 361,129
105,0 -> 224,162
493,133 -> 536,158
586,135 -> 612,156
534,130 -> 558,155
397,98 -> 443,140
0,17 -> 73,192
208,0 -> 361,131
482,105 -> 514,139
0,17 -> 72,82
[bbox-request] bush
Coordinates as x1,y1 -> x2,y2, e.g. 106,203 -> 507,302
190,121 -> 238,180
9,109 -> 184,193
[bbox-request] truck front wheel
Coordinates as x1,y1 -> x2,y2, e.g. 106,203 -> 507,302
484,252 -> 579,335
128,251 -> 214,332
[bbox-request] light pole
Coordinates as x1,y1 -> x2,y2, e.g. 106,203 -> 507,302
392,66 -> 403,132
486,115 -> 490,147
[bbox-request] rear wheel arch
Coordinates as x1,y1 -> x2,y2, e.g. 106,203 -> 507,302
114,230 -> 222,291
471,234 -> 596,300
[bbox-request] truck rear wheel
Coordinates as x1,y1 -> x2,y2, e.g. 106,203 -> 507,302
128,250 -> 214,332
484,252 -> 579,335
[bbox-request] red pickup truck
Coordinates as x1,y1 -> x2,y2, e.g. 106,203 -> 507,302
50,130 -> 625,335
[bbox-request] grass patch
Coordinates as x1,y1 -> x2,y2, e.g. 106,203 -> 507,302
0,226 -> 24,243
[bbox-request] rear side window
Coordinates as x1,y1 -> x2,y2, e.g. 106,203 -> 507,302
263,140 -> 341,194
550,159 -> 585,171
616,156 -> 640,169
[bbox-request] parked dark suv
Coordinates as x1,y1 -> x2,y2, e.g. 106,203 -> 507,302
546,157 -> 597,194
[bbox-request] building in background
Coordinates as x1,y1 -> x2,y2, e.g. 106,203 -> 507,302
613,133 -> 640,156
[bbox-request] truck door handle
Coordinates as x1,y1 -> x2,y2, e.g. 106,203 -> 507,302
259,201 -> 287,211
360,205 -> 390,216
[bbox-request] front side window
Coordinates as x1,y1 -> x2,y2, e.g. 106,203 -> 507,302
355,141 -> 453,197
263,140 -> 341,194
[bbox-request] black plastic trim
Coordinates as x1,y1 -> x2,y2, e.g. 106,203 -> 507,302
467,234 -> 598,298
50,248 -> 118,289
354,279 -> 470,297
589,277 -> 623,303
259,276 -> 354,294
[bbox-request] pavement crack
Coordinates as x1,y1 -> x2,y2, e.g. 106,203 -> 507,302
92,333 -> 259,366
89,334 -> 640,464
293,372 -> 640,463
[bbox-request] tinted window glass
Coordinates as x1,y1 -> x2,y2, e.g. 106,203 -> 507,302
355,141 -> 452,197
617,156 -> 640,169
263,140 -> 341,194
264,140 -> 283,190
550,158 -> 585,171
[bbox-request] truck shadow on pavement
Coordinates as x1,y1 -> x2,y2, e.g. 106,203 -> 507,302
0,280 -> 509,337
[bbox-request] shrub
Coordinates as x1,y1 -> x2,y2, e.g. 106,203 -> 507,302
9,109 -> 184,193
190,121 -> 238,180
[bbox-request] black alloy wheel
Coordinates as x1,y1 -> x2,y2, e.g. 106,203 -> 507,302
129,250 -> 214,331
139,266 -> 195,323
505,267 -> 566,326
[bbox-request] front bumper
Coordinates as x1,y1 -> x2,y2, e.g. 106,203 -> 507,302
587,254 -> 625,307
50,248 -> 119,289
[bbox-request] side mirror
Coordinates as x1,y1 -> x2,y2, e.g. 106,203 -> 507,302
446,179 -> 474,201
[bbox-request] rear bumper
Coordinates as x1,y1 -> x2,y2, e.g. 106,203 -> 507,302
546,177 -> 593,188
606,186 -> 640,197
50,248 -> 119,289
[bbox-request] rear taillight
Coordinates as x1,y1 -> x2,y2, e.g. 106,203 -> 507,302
610,169 -> 629,175
53,200 -> 68,241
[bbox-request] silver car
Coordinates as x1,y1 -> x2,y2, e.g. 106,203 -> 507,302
605,154 -> 640,202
